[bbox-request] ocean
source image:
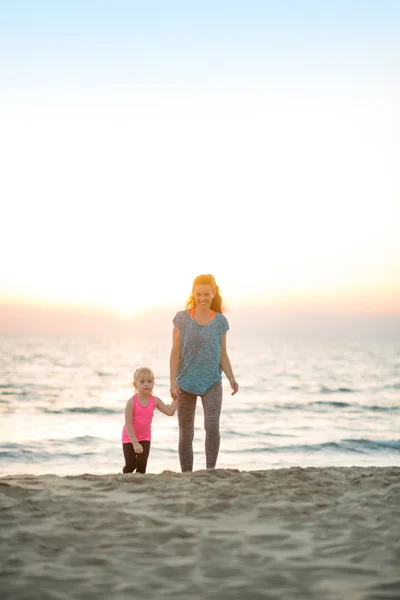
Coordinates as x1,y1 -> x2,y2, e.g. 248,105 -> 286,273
1,332 -> 399,476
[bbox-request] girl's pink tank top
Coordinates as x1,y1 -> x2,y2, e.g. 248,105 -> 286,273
121,395 -> 155,443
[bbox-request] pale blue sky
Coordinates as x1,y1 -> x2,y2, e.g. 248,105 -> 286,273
1,1 -> 399,84
1,1 -> 399,315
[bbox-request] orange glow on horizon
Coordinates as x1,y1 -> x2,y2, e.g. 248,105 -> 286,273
1,283 -> 399,317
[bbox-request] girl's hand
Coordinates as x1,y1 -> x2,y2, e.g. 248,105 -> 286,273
170,382 -> 180,400
229,379 -> 239,396
133,442 -> 143,454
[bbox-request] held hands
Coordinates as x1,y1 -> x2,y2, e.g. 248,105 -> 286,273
170,379 -> 238,396
170,382 -> 180,400
133,441 -> 143,454
229,378 -> 239,396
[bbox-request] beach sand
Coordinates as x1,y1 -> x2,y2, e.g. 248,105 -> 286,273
1,467 -> 399,600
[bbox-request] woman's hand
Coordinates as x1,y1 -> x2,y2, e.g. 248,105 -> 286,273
170,382 -> 180,400
133,442 -> 143,454
229,378 -> 239,396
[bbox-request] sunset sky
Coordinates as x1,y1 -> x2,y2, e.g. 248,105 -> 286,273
1,1 -> 399,334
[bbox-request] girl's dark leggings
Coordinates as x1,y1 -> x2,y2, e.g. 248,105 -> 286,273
122,440 -> 151,474
178,380 -> 223,472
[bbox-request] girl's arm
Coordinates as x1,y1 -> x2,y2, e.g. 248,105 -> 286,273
220,334 -> 239,395
154,396 -> 178,416
124,398 -> 143,453
169,325 -> 181,399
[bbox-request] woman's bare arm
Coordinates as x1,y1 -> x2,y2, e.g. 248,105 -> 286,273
220,334 -> 239,395
169,325 -> 181,398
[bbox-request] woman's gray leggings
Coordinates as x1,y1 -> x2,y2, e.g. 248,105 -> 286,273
177,381 -> 223,472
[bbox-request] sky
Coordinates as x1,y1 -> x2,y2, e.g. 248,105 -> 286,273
1,1 -> 399,335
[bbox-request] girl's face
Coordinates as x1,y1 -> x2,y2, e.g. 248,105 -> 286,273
134,376 -> 154,395
193,284 -> 215,309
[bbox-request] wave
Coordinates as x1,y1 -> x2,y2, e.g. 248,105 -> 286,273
42,407 -> 120,415
320,383 -> 400,394
0,436 -> 103,450
383,382 -> 400,391
320,386 -> 357,394
0,450 -> 97,460
0,436 -> 106,460
38,401 -> 400,417
225,438 -> 400,454
223,430 -> 293,438
0,388 -> 28,396
2,437 -> 398,464
47,435 -> 103,445
312,401 -> 400,412
279,401 -> 400,412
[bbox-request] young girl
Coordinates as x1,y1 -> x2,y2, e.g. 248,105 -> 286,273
122,367 -> 177,474
170,274 -> 239,472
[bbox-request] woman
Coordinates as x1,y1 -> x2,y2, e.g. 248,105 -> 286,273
170,274 -> 239,472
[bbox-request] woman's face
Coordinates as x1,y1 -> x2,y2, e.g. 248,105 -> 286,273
193,284 -> 215,308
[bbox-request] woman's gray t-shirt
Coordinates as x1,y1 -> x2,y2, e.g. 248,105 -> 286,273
173,310 -> 229,395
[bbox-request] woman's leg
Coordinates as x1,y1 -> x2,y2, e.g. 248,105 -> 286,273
177,390 -> 197,472
122,443 -> 137,473
135,441 -> 151,474
201,381 -> 223,469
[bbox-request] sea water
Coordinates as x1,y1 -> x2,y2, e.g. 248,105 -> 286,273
1,331 -> 399,475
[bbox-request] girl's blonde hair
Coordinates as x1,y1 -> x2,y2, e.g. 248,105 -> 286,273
133,367 -> 155,386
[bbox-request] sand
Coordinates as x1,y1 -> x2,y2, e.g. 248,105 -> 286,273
1,467 -> 399,600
